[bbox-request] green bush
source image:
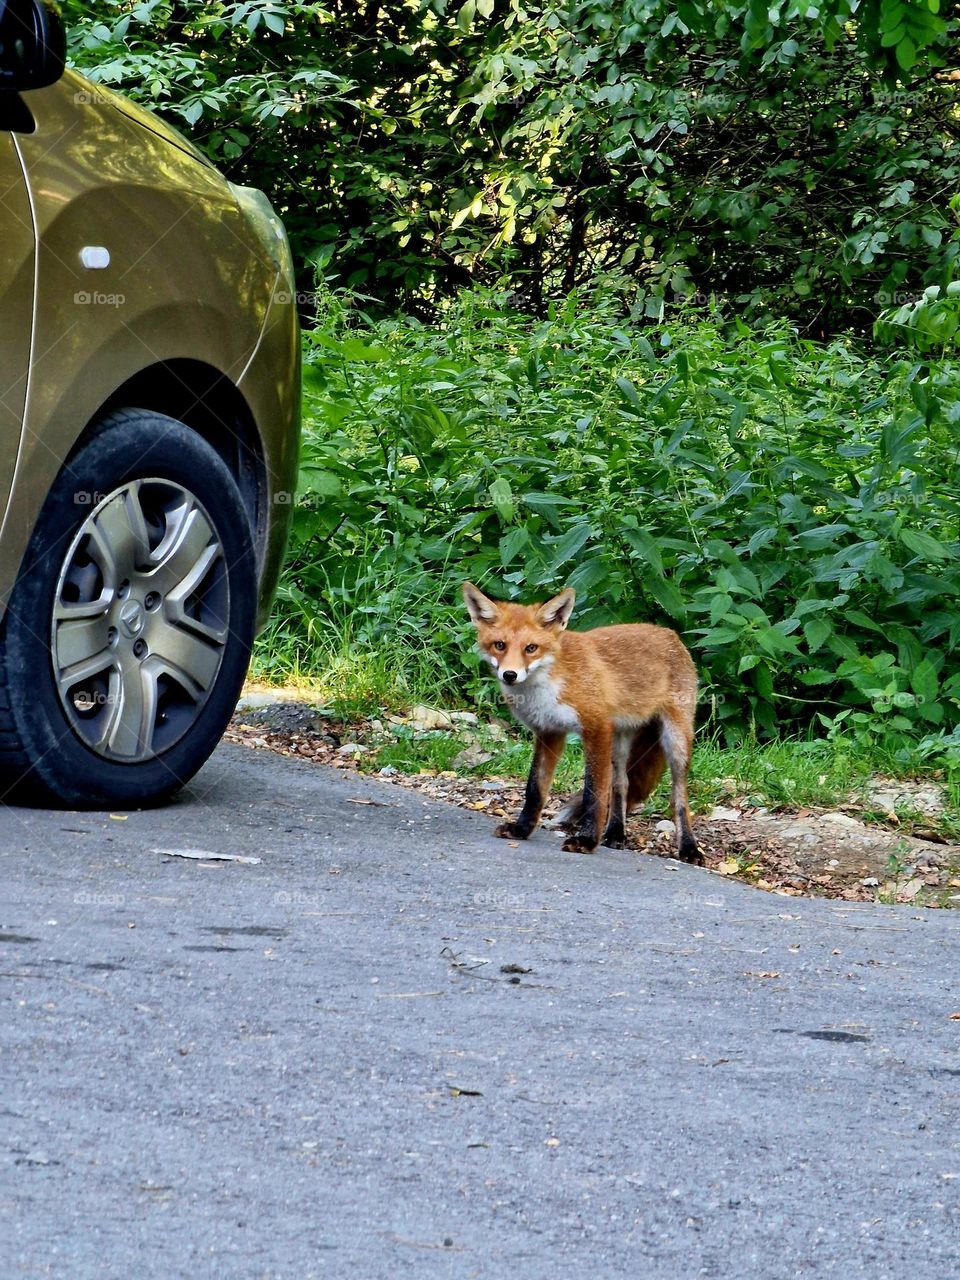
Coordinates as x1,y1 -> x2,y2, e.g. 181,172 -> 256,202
266,289 -> 960,747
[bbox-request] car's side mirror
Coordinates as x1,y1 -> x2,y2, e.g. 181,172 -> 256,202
0,0 -> 65,92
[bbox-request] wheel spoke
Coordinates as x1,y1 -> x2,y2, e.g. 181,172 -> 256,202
87,666 -> 124,750
55,615 -> 111,669
149,502 -> 217,594
164,542 -> 228,643
85,520 -> 120,595
56,646 -> 116,690
150,620 -> 223,692
124,483 -> 153,568
90,486 -> 151,582
107,658 -> 158,759
54,595 -> 112,623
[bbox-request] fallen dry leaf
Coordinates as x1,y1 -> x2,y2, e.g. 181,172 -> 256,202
153,847 -> 262,865
743,970 -> 781,979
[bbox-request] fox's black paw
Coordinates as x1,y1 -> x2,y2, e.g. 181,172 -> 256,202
562,835 -> 599,854
602,823 -> 626,850
495,821 -> 531,841
679,838 -> 704,866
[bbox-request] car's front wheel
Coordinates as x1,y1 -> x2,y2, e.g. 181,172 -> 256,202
0,410 -> 257,807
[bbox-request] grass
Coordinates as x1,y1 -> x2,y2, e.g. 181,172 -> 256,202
368,725 -> 586,792
360,721 -> 871,813
250,588 -> 471,716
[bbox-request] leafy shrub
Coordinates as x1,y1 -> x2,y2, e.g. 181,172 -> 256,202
271,289 -> 960,745
876,281 -> 960,354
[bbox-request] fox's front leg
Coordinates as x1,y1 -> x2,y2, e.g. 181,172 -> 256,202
495,731 -> 566,841
562,724 -> 612,854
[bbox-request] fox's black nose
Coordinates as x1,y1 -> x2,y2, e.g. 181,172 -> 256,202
501,669 -> 518,685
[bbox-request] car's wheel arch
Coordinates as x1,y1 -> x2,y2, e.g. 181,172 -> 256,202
93,359 -> 268,564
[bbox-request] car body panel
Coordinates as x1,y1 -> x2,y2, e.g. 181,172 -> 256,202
0,68 -> 299,630
238,290 -> 301,627
0,136 -> 35,522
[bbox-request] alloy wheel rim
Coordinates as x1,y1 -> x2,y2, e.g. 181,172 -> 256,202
51,478 -> 230,763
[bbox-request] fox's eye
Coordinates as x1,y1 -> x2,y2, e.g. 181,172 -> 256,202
524,643 -> 538,654
493,640 -> 506,651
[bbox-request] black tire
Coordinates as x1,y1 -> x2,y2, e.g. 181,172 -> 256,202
0,410 -> 256,808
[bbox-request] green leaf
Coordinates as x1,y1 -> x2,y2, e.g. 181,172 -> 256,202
798,668 -> 836,685
845,609 -> 884,634
646,575 -> 687,621
803,618 -> 832,653
522,492 -> 579,512
753,663 -> 774,700
489,476 -> 515,521
698,626 -> 743,645
710,592 -> 734,625
895,36 -> 917,70
566,557 -> 611,592
747,527 -> 777,555
499,526 -> 530,566
636,337 -> 658,368
310,334 -> 388,362
755,622 -> 800,656
796,524 -> 851,550
299,469 -> 341,498
547,523 -> 593,569
910,657 -> 939,704
899,528 -> 955,561
615,376 -> 641,407
457,0 -> 476,32
621,525 -> 664,576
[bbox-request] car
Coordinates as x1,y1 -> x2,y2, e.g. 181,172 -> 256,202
0,0 -> 300,807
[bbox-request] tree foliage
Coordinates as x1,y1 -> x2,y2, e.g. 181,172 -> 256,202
64,0 -> 960,333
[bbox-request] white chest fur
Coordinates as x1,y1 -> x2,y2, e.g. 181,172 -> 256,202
502,671 -> 581,734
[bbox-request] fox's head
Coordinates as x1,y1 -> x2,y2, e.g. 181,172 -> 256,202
461,582 -> 576,687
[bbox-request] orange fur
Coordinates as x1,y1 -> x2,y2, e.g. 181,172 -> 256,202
462,582 -> 700,861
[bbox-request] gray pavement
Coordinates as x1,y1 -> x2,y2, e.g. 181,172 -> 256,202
2,742 -> 959,1279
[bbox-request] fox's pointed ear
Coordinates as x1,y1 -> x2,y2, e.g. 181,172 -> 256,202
462,581 -> 499,626
537,587 -> 576,630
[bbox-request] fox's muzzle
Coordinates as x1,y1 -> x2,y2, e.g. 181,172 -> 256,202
501,669 -> 518,685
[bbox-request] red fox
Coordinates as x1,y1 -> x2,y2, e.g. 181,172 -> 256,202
462,582 -> 701,862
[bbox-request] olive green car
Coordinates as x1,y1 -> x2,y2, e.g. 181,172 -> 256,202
0,1 -> 300,806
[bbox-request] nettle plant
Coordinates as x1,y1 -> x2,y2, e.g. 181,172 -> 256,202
282,289 -> 960,745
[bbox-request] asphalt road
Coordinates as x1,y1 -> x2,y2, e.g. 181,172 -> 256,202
2,742 -> 959,1279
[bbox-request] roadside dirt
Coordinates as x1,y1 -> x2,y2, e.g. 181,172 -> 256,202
227,692 -> 960,908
